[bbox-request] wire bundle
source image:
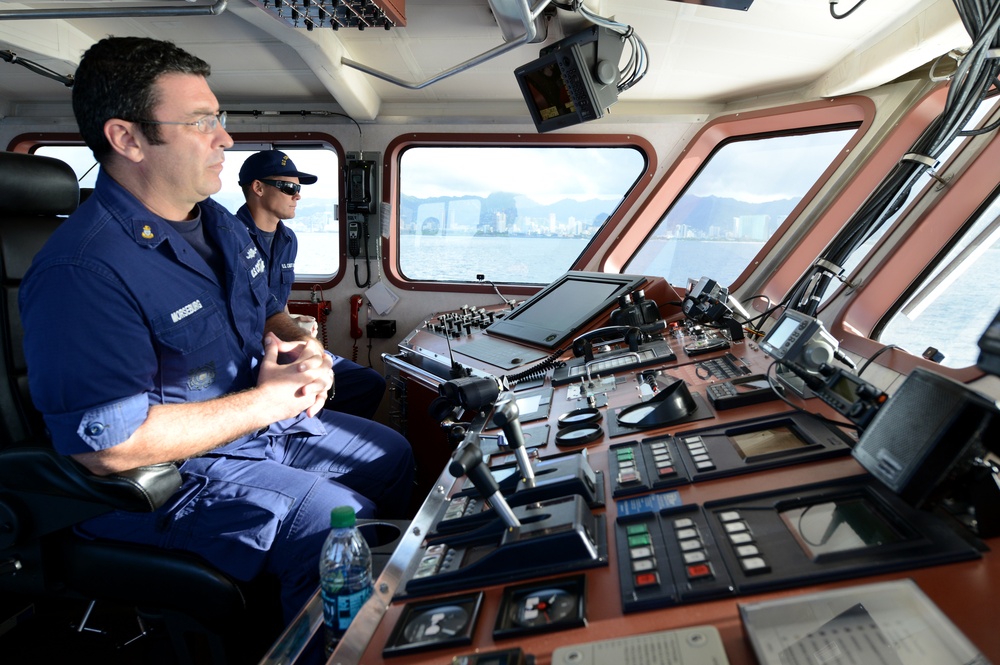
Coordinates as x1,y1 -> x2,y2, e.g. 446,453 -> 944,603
571,0 -> 649,92
788,0 -> 1000,317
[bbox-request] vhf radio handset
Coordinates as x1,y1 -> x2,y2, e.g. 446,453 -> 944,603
571,320 -> 667,362
347,220 -> 362,258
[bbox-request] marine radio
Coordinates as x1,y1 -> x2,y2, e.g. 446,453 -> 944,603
761,310 -> 886,427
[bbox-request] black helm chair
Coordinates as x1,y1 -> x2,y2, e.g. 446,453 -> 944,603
0,151 -> 281,664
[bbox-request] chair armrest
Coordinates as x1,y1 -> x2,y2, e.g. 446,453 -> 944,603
0,447 -> 181,512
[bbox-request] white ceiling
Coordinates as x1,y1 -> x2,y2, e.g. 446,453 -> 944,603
0,0 -> 972,121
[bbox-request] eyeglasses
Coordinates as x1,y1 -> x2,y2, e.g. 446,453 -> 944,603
134,111 -> 227,134
259,179 -> 302,196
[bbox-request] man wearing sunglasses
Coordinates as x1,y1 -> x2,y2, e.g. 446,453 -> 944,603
235,150 -> 388,420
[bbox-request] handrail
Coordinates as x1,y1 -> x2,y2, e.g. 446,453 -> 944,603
0,0 -> 228,20
341,0 -> 549,90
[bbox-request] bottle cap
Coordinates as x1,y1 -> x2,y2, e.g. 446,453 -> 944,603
330,506 -> 358,529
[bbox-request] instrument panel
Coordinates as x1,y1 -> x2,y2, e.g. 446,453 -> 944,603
262,299 -> 1000,665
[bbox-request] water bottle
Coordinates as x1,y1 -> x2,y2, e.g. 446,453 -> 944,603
319,506 -> 374,656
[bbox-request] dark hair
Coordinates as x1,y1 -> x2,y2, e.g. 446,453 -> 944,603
72,37 -> 212,162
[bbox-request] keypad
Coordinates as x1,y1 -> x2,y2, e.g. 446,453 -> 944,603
615,508 -> 735,613
609,440 -> 687,497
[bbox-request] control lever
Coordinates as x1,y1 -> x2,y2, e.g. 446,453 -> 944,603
449,438 -> 521,528
439,375 -> 508,412
492,400 -> 535,486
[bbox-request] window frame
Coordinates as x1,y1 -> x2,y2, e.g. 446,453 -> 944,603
601,98 -> 876,298
620,124 -> 864,289
381,133 -> 656,298
831,86 -> 1000,380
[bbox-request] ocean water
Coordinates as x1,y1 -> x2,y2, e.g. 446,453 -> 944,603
297,232 -> 997,369
395,235 -> 762,285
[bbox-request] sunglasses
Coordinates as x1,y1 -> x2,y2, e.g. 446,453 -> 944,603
259,179 -> 302,196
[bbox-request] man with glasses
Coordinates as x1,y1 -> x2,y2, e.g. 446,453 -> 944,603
19,36 -> 414,628
235,151 -> 388,420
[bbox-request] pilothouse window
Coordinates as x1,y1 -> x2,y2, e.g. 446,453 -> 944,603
879,191 -> 1000,368
397,146 -> 646,284
624,128 -> 857,287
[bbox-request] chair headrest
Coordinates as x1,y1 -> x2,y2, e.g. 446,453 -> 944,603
0,151 -> 80,216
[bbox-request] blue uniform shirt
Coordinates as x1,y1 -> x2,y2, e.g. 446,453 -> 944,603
19,170 -> 412,596
235,203 -> 297,314
20,169 -> 322,459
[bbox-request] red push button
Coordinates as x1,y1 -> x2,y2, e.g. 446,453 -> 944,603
686,563 -> 713,580
634,572 -> 660,588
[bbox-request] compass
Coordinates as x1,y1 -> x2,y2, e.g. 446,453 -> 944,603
514,588 -> 577,627
384,592 -> 483,657
402,604 -> 470,643
494,575 -> 586,639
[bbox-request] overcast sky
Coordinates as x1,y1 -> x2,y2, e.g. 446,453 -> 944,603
40,128 -> 854,208
399,146 -> 647,205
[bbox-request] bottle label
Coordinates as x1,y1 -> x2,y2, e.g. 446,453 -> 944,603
321,585 -> 373,632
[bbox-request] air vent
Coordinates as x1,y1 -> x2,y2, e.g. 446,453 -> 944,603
251,0 -> 405,30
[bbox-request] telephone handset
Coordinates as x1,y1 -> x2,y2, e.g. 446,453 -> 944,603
571,321 -> 667,361
345,160 -> 376,213
347,219 -> 362,258
350,294 -> 363,339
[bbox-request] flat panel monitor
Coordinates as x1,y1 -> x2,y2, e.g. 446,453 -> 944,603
485,271 -> 647,349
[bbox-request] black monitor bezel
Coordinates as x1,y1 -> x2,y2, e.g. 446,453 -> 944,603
514,26 -> 621,134
515,43 -> 602,134
484,271 -> 647,349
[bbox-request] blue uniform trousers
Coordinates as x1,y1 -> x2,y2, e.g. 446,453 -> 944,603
79,409 -> 414,622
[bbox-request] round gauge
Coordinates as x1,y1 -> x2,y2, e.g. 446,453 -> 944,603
402,604 -> 470,644
513,588 -> 578,628
493,575 -> 586,639
557,407 -> 602,428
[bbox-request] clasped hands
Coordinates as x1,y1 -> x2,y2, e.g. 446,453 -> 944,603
259,332 -> 334,419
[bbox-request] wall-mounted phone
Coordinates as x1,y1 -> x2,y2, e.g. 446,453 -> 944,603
344,152 -> 380,289
344,155 -> 377,214
347,216 -> 363,258
350,294 -> 363,339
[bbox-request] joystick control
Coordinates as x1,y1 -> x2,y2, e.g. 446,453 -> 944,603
492,400 -> 535,486
449,437 -> 520,528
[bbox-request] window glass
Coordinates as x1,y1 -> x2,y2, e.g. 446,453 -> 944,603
624,128 -> 857,288
34,145 -> 100,187
398,146 -> 646,284
34,145 -> 340,280
879,192 -> 1000,368
215,148 -> 340,280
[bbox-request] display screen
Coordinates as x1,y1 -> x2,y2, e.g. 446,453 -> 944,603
730,425 -> 807,460
520,59 -> 575,122
485,271 -> 647,349
762,317 -> 801,355
829,373 -> 861,402
779,496 -> 905,561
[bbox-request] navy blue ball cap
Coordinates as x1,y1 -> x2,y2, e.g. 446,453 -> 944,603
238,150 -> 318,186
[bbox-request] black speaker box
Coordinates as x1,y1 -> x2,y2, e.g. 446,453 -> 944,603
852,367 -> 999,507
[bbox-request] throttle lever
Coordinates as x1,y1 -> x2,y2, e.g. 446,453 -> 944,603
492,400 -> 535,486
449,436 -> 520,528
